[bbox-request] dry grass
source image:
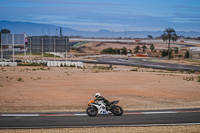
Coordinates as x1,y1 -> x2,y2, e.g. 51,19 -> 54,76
0,64 -> 200,113
0,125 -> 200,133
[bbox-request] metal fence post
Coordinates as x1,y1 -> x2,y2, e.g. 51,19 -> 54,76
66,38 -> 68,61
42,38 -> 43,61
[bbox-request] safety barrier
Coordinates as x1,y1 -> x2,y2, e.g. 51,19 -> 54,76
47,61 -> 83,68
0,62 -> 17,66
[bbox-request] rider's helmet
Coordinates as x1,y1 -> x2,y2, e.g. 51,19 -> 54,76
95,93 -> 101,98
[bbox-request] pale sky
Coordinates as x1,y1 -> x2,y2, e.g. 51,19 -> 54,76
0,0 -> 200,31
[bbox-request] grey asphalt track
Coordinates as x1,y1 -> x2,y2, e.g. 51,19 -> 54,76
1,51 -> 200,71
0,109 -> 200,129
70,58 -> 200,71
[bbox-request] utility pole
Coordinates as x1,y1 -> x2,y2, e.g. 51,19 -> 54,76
1,42 -> 3,61
0,27 -> 2,61
54,38 -> 55,61
12,34 -> 14,62
29,38 -> 32,60
42,38 -> 43,61
60,27 -> 63,37
56,29 -> 58,36
23,33 -> 26,61
125,29 -> 127,38
66,38 -> 68,61
42,28 -> 44,36
112,30 -> 113,38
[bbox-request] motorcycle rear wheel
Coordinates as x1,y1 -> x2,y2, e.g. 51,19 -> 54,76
86,106 -> 98,116
111,105 -> 123,116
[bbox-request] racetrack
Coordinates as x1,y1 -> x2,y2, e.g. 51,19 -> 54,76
0,109 -> 200,129
70,57 -> 200,71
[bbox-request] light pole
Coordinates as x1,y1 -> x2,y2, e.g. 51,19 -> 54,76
1,42 -> 3,61
29,38 -> 32,60
42,38 -> 43,61
24,34 -> 26,61
54,38 -> 55,61
66,38 -> 68,61
12,34 -> 14,62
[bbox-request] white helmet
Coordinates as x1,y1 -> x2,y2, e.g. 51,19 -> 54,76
95,93 -> 101,98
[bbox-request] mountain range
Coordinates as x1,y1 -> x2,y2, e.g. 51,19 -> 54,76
0,20 -> 199,38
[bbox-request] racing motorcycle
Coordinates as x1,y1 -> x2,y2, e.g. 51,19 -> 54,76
86,99 -> 123,116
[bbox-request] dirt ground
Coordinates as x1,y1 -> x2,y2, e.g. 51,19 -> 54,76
1,125 -> 200,133
0,64 -> 199,112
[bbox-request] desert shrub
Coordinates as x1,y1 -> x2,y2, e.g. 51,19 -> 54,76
93,65 -> 113,70
178,55 -> 183,58
185,51 -> 189,58
40,67 -> 46,70
161,50 -> 173,58
18,63 -> 46,66
70,65 -> 75,67
1,68 -> 6,72
130,69 -> 138,71
197,76 -> 200,82
17,78 -> 23,82
134,46 -> 140,53
101,47 -> 116,54
166,68 -> 175,71
187,70 -> 196,74
101,47 -> 127,55
92,69 -> 99,73
183,76 -> 194,81
150,44 -> 155,52
121,47 -> 128,54
174,47 -> 179,54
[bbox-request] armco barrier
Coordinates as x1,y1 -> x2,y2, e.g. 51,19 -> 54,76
47,61 -> 83,68
0,62 -> 17,66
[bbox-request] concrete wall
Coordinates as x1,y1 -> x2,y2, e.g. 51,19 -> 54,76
47,61 -> 83,68
0,62 -> 17,66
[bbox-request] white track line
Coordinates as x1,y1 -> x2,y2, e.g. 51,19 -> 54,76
74,114 -> 87,116
142,111 -> 176,114
2,114 -> 39,117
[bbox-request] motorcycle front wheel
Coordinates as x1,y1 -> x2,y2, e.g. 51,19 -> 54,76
111,105 -> 123,116
86,106 -> 98,116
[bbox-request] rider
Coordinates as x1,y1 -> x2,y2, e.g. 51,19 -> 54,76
94,93 -> 111,109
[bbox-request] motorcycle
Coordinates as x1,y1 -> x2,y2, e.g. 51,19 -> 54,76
86,99 -> 123,116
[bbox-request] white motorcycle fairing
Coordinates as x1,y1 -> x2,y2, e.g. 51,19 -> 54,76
86,99 -> 123,116
92,101 -> 111,115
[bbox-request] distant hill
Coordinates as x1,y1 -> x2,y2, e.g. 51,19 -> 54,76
0,20 -> 200,38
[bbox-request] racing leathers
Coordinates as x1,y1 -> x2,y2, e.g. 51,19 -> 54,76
94,96 -> 111,108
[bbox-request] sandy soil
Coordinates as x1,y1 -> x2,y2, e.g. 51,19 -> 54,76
0,64 -> 199,112
1,125 -> 200,133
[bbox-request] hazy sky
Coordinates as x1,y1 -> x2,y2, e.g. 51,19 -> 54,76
0,0 -> 200,31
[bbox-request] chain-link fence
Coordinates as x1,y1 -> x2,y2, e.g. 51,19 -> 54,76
189,47 -> 200,59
